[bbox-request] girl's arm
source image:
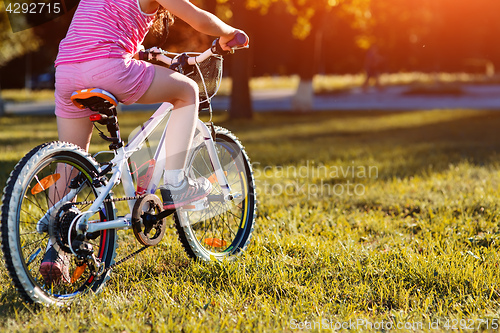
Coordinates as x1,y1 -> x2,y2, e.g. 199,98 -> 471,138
154,0 -> 245,49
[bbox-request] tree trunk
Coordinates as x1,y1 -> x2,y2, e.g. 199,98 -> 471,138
229,0 -> 253,119
292,79 -> 314,112
230,50 -> 252,119
292,11 -> 325,112
0,73 -> 4,117
203,0 -> 217,14
0,95 -> 4,117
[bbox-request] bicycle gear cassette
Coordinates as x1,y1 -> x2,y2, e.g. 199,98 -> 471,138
49,203 -> 80,254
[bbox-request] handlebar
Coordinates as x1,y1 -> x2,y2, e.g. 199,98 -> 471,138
139,32 -> 249,67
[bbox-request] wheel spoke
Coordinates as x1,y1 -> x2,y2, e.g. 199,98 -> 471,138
2,143 -> 117,305
176,133 -> 254,258
20,234 -> 49,251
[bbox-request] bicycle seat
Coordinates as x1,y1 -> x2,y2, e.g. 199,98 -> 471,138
71,88 -> 118,115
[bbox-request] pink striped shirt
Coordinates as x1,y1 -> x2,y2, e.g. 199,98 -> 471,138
55,0 -> 156,66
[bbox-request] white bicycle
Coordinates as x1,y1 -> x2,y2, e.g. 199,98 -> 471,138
1,34 -> 256,306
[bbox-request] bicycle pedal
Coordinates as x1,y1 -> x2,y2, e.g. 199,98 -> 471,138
181,197 -> 208,211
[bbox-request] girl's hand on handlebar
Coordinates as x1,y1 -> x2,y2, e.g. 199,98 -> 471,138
219,30 -> 249,51
133,45 -> 146,60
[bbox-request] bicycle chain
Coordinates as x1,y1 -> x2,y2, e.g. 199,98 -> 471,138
102,245 -> 149,275
75,194 -> 146,206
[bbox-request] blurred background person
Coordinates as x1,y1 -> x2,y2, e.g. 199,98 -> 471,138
362,44 -> 385,92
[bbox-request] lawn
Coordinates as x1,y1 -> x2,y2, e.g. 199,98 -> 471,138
1,109 -> 500,332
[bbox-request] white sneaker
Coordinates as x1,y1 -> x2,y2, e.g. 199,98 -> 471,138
160,177 -> 212,210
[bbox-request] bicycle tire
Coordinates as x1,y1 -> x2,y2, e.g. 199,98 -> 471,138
174,127 -> 256,261
1,141 -> 117,306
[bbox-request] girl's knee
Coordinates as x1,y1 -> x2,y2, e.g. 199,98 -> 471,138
174,78 -> 199,107
184,78 -> 199,102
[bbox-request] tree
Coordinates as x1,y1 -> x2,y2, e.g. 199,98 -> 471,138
228,0 -> 253,119
290,7 -> 328,111
199,0 -> 255,119
0,15 -> 40,65
284,0 -> 370,111
203,0 -> 217,15
242,0 -> 370,112
199,0 -> 253,119
0,2 -> 41,115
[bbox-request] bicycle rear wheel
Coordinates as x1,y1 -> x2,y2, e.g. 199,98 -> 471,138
174,127 -> 256,261
1,141 -> 117,306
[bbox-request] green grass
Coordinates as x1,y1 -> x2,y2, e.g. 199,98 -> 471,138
1,89 -> 56,103
1,109 -> 500,332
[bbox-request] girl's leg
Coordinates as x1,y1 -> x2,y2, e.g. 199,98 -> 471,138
41,116 -> 93,285
136,64 -> 211,208
54,116 -> 93,200
57,116 -> 94,152
136,64 -> 199,171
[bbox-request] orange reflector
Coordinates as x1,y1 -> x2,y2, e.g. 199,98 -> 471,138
31,174 -> 61,195
207,171 -> 228,184
204,238 -> 227,248
183,205 -> 196,209
71,263 -> 87,284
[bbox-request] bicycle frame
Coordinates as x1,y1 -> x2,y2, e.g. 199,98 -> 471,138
56,43 -> 249,254
68,101 -> 234,245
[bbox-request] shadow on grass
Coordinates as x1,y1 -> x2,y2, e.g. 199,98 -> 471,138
218,109 -> 500,179
402,83 -> 464,96
0,289 -> 31,314
1,109 -> 499,184
0,161 -> 18,189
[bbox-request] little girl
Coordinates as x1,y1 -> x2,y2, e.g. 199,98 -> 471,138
41,0 -> 247,284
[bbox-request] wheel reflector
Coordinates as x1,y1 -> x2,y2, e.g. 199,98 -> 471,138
207,171 -> 228,184
31,174 -> 61,195
204,238 -> 227,248
71,263 -> 87,284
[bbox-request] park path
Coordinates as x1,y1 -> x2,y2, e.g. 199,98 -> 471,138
4,84 -> 500,116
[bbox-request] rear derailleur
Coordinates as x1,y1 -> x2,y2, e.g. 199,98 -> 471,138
50,203 -> 104,277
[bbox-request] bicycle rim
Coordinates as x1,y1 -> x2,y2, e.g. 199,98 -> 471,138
175,128 -> 256,260
1,142 -> 116,305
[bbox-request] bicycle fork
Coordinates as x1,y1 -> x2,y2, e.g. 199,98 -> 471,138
196,120 -> 233,201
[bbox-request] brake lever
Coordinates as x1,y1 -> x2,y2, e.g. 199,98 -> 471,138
211,38 -> 232,55
139,47 -> 164,61
169,53 -> 189,74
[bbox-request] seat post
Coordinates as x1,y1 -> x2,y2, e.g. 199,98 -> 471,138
106,108 -> 123,150
71,88 -> 123,150
97,107 -> 123,150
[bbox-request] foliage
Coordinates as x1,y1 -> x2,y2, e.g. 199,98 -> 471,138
247,0 -> 331,40
1,109 -> 500,331
4,0 -> 500,88
246,0 -> 369,40
0,2 -> 40,66
239,0 -> 500,75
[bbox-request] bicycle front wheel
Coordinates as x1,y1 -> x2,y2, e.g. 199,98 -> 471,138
174,127 -> 256,261
1,141 -> 117,306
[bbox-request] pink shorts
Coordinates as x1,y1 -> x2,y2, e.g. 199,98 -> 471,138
55,57 -> 155,118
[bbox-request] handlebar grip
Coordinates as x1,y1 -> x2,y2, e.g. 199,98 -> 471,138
211,33 -> 249,55
227,33 -> 248,48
